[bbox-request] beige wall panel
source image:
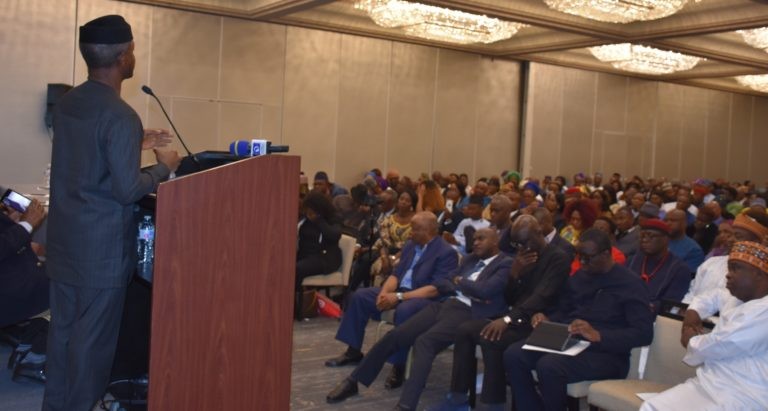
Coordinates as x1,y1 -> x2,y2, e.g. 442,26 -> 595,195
166,99 -> 220,154
261,105 -> 283,143
527,63 -> 564,177
594,73 -> 627,133
335,35 -> 390,188
559,69 -> 596,176
600,131 -> 629,176
654,83 -> 684,179
704,90 -> 731,180
150,8 -> 220,98
625,134 -> 649,175
432,49 -> 480,179
220,19 -> 286,105
626,79 -> 658,138
386,43 -> 437,179
679,87 -> 708,180
728,94 -> 753,181
219,102 -> 263,150
750,98 -> 768,183
0,0 -> 76,184
474,58 -> 520,179
75,0 -> 153,119
282,27 -> 340,179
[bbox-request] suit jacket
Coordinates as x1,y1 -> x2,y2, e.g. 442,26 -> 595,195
549,232 -> 576,261
504,243 -> 570,324
48,80 -> 170,288
297,216 -> 342,273
435,253 -> 514,319
394,236 -> 457,293
0,213 -> 49,327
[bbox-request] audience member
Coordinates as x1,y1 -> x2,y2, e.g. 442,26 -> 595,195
371,190 -> 417,280
314,171 -> 349,198
1,199 -> 49,382
571,216 -> 626,275
693,203 -> 720,255
326,229 -> 511,409
504,228 -> 654,411
640,241 -> 768,410
443,195 -> 490,254
626,219 -> 691,312
428,216 -> 570,410
325,212 -> 458,391
296,191 -> 343,291
532,208 -> 575,260
559,199 -> 598,246
666,209 -> 706,273
614,207 -> 640,260
487,194 -> 516,255
416,180 -> 446,217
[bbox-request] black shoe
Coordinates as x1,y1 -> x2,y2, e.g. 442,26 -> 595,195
325,351 -> 363,367
7,348 -> 29,369
12,362 -> 46,384
326,378 -> 358,403
384,366 -> 404,390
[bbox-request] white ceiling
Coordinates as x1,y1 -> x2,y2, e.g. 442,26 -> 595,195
124,0 -> 768,96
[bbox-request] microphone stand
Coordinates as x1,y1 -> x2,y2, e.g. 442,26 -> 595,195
141,85 -> 200,169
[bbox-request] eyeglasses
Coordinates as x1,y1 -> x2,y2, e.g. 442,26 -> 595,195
578,249 -> 608,264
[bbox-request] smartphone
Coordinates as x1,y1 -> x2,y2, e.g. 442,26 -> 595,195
2,189 -> 32,213
445,199 -> 454,212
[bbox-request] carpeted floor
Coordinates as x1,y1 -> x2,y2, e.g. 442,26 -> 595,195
0,316 -> 496,411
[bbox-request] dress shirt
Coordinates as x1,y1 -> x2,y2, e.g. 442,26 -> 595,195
456,254 -> 498,306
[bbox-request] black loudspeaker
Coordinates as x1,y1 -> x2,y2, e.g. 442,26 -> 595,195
45,83 -> 73,129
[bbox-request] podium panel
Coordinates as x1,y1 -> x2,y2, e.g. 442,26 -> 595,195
148,155 -> 299,410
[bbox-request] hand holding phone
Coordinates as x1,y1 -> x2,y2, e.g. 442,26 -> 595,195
2,189 -> 32,213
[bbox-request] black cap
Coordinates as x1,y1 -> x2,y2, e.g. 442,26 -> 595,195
80,15 -> 133,44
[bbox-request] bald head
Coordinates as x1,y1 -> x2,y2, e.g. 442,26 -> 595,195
665,209 -> 687,238
411,211 -> 438,245
510,214 -> 546,253
472,228 -> 500,259
532,207 -> 554,235
489,194 -> 513,228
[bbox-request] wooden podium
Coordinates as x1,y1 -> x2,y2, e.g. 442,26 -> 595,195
147,155 -> 300,410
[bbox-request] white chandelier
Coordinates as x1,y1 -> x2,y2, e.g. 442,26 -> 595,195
737,27 -> 768,52
589,43 -> 703,75
354,0 -> 525,45
735,75 -> 768,93
544,0 -> 696,24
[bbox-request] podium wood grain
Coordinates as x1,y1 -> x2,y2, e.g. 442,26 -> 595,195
148,155 -> 300,410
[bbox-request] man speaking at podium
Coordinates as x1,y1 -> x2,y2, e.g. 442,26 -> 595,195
43,15 -> 181,411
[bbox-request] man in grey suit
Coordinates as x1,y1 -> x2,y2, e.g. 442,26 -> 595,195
43,15 -> 181,411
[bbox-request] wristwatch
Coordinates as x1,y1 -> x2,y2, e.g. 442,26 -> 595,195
396,292 -> 404,302
502,315 -> 512,325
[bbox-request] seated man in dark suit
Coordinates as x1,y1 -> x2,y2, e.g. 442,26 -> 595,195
532,207 -> 575,261
505,228 -> 654,411
327,228 -> 513,410
326,212 -> 458,389
1,198 -> 49,382
428,215 -> 570,410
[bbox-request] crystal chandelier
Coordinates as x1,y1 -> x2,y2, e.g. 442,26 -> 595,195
354,0 -> 525,45
589,43 -> 703,75
544,0 -> 696,24
738,27 -> 768,52
735,75 -> 768,93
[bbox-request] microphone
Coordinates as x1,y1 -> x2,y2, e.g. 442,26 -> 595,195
228,139 -> 290,157
141,85 -> 199,167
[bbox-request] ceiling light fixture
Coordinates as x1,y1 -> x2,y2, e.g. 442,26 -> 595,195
354,0 -> 525,45
544,0 -> 697,24
738,27 -> 768,52
589,43 -> 704,75
735,74 -> 768,93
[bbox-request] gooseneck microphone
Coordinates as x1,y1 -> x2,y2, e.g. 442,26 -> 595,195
141,85 -> 199,167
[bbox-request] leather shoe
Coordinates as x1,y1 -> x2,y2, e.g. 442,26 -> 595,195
324,351 -> 363,367
326,378 -> 358,403
12,361 -> 46,384
384,366 -> 404,389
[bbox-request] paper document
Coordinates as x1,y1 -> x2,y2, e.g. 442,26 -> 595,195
636,393 -> 659,401
522,340 -> 590,356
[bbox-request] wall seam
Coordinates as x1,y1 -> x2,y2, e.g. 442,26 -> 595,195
726,93 -> 733,180
384,41 -> 393,172
430,48 -> 440,175
217,17 -> 224,149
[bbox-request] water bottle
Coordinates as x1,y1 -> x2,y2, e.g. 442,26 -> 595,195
136,215 -> 155,282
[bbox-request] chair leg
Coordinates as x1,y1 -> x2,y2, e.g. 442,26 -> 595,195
567,396 -> 580,411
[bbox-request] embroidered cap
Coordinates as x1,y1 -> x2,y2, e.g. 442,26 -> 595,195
730,241 -> 768,274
